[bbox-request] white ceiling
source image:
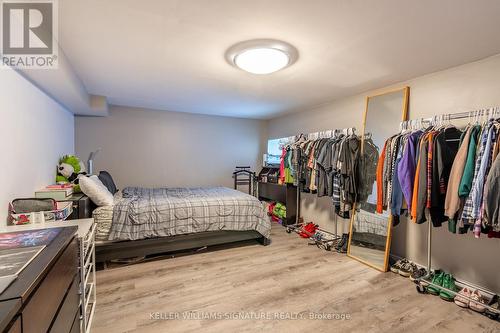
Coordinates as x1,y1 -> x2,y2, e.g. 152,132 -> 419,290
59,0 -> 500,119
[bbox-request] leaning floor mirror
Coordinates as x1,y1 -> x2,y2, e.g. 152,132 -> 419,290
347,86 -> 410,272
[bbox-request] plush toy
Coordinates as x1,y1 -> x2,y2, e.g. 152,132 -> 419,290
56,155 -> 87,192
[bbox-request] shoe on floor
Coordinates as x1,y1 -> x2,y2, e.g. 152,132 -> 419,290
454,287 -> 471,308
439,274 -> 458,301
485,294 -> 499,319
337,234 -> 349,253
410,268 -> 427,282
334,233 -> 348,251
426,270 -> 444,295
469,290 -> 486,313
399,262 -> 418,278
390,258 -> 408,274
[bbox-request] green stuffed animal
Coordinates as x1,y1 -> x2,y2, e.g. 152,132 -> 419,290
56,155 -> 87,192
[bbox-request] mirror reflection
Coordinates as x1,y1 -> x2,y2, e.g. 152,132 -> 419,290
348,87 -> 409,271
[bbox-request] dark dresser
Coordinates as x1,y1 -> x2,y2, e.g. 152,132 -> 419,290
258,182 -> 298,225
0,227 -> 80,333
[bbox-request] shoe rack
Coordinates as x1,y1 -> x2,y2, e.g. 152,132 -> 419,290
414,219 -> 500,319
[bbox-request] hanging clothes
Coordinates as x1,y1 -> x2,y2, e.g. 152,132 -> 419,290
279,130 -> 363,220
483,154 -> 500,227
429,127 -> 462,226
376,114 -> 499,239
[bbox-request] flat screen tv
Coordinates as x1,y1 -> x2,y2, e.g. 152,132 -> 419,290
266,139 -> 281,166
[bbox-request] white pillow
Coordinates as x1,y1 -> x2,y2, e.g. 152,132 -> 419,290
80,175 -> 114,206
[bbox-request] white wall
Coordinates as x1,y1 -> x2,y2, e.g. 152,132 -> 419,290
75,106 -> 267,189
267,54 -> 500,292
0,68 -> 75,224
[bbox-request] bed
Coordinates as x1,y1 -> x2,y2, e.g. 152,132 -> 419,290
91,183 -> 271,262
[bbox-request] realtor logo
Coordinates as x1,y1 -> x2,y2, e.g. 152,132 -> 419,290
1,0 -> 58,68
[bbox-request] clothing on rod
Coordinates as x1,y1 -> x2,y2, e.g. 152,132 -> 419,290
376,114 -> 500,238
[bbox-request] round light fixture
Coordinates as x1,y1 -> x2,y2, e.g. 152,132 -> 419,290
226,39 -> 298,75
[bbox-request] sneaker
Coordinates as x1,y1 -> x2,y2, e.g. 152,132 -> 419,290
338,236 -> 349,253
410,267 -> 427,282
439,274 -> 458,301
469,290 -> 486,313
399,262 -> 418,278
334,233 -> 348,252
454,287 -> 471,308
426,270 -> 444,295
390,258 -> 408,274
485,295 -> 499,320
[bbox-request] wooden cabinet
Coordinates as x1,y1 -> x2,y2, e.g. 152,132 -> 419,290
0,227 -> 79,333
5,317 -> 20,333
258,182 -> 298,225
22,240 -> 77,333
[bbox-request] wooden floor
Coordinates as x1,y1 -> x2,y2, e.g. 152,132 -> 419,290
92,224 -> 500,333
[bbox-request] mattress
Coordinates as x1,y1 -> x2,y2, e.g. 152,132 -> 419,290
93,187 -> 271,242
93,191 -> 122,242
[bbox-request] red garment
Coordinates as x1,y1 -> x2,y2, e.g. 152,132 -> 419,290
376,141 -> 388,213
279,147 -> 286,184
268,202 -> 276,215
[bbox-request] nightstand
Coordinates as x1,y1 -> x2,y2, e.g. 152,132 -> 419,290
60,194 -> 96,220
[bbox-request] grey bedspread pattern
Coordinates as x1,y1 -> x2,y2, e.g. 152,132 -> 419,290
108,187 -> 271,241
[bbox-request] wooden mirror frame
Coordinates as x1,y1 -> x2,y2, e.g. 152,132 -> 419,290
347,86 -> 410,272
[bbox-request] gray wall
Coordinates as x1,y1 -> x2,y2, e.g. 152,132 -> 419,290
0,68 -> 74,224
75,106 -> 267,189
267,54 -> 500,292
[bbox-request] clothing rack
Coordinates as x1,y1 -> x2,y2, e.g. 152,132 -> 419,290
284,127 -> 358,247
232,166 -> 256,196
400,106 -> 500,130
404,108 -> 500,316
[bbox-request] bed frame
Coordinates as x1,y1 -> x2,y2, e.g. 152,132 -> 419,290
95,230 -> 271,262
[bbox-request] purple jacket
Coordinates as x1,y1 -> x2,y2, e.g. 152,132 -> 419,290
397,131 -> 423,211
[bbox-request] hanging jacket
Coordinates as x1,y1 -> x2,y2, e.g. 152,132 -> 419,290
444,127 -> 471,220
429,127 -> 462,226
461,126 -> 490,223
398,130 -> 423,212
358,138 -> 379,203
483,154 -> 500,227
457,125 -> 481,197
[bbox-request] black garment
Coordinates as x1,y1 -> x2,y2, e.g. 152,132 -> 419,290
339,136 -> 360,207
484,155 -> 500,226
430,127 -> 462,227
317,140 -> 331,196
358,138 -> 379,203
315,138 -> 330,197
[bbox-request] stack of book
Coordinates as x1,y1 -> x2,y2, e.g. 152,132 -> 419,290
35,184 -> 74,201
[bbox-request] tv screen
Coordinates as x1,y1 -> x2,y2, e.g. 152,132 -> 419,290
266,139 -> 281,165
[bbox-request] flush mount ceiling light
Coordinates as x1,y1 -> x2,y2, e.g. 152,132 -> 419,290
225,39 -> 298,75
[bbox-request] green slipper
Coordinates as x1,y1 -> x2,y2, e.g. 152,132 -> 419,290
426,271 -> 444,295
439,274 -> 458,301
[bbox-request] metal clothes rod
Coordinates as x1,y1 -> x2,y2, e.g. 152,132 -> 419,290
402,106 -> 500,127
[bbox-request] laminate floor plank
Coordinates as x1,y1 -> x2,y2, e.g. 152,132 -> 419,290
92,224 -> 500,333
